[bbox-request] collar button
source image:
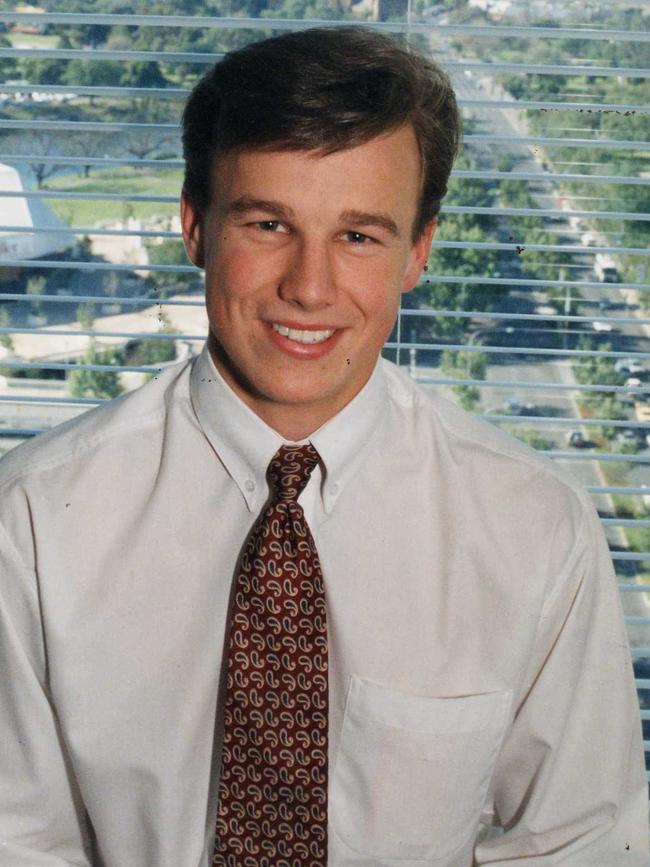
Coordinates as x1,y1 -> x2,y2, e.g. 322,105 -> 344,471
244,479 -> 256,493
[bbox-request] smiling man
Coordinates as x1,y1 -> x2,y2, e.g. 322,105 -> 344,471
0,26 -> 647,867
181,123 -> 433,440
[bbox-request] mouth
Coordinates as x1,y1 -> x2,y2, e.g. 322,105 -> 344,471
270,322 -> 336,345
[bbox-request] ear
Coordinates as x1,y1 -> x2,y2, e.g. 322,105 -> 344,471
180,190 -> 205,269
402,219 -> 437,294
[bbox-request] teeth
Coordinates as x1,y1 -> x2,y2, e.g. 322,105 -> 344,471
271,323 -> 335,344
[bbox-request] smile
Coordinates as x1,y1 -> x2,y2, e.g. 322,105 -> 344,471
271,323 -> 336,344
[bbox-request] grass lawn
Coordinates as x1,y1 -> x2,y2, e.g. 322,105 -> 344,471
6,32 -> 60,49
46,167 -> 183,227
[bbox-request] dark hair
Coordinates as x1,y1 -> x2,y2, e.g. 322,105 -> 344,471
182,26 -> 462,239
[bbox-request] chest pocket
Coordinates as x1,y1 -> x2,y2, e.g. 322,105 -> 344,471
330,676 -> 512,863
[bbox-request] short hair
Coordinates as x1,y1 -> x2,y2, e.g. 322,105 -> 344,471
182,26 -> 462,240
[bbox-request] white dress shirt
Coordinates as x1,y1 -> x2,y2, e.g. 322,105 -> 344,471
0,343 -> 647,866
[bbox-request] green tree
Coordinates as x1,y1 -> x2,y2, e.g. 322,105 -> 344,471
130,308 -> 177,366
104,272 -> 120,300
67,344 -> 124,400
572,337 -> 628,440
0,307 -> 13,351
26,276 -> 47,318
77,303 -> 96,331
120,61 -> 168,89
0,307 -> 15,379
508,427 -> 554,451
440,349 -> 487,411
145,239 -> 195,288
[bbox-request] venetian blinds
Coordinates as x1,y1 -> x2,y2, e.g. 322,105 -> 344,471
0,2 -> 649,779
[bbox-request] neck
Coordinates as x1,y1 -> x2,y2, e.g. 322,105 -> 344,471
207,335 -> 344,441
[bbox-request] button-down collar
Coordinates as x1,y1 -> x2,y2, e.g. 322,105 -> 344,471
189,343 -> 387,514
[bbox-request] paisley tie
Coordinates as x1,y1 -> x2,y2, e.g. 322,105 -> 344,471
213,443 -> 328,866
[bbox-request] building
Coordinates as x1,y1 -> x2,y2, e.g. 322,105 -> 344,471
0,162 -> 73,282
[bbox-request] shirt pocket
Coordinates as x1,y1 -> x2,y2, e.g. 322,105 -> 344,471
330,675 -> 512,863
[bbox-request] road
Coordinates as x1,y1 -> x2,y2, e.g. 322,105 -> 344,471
422,34 -> 650,650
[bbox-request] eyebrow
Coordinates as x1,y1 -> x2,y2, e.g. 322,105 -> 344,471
225,197 -> 295,221
339,209 -> 400,239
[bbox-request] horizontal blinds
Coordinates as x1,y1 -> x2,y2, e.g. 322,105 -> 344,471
0,6 -> 649,678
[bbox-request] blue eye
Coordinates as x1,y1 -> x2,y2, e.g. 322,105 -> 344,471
258,221 -> 280,231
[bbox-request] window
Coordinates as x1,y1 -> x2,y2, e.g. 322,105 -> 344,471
0,0 -> 648,781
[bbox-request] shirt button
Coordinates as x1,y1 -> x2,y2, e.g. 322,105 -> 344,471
244,479 -> 255,493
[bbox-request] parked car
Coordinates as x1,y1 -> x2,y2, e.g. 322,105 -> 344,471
598,298 -> 613,311
566,430 -> 589,448
504,398 -> 536,416
617,428 -> 640,447
594,254 -> 620,283
614,359 -> 645,376
592,320 -> 613,333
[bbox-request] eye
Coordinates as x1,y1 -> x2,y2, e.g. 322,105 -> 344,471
343,231 -> 374,244
255,220 -> 286,233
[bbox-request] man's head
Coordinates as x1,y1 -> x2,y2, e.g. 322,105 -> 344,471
182,26 -> 460,241
180,28 -> 461,439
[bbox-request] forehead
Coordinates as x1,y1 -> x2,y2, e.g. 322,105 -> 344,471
208,125 -> 423,223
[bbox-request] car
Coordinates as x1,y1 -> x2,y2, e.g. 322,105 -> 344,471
592,320 -> 613,332
504,397 -> 536,416
594,254 -> 620,283
625,377 -> 643,391
598,298 -> 613,311
617,428 -> 640,446
615,359 -> 645,376
566,430 -> 589,448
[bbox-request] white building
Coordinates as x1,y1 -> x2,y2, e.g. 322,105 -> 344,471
0,162 -> 72,271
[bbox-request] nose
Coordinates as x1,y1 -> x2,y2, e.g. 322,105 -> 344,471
278,239 -> 336,311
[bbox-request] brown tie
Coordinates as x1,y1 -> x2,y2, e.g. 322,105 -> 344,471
213,444 -> 328,866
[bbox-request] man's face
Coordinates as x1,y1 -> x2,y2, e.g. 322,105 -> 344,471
181,124 -> 435,439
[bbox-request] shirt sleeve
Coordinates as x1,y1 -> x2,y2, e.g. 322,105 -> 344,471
474,496 -> 649,865
0,519 -> 92,866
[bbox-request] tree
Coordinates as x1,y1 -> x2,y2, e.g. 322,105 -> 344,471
103,272 -> 120,300
67,344 -> 124,400
120,98 -> 178,162
26,275 -> 47,318
122,127 -> 177,162
17,131 -> 67,189
129,308 -> 177,366
0,307 -> 13,351
18,57 -> 67,86
120,61 -> 168,89
417,215 -> 504,339
76,302 -> 96,331
509,428 -> 554,451
416,155 -> 504,335
0,307 -> 15,379
145,239 -> 196,288
572,337 -> 629,440
63,59 -> 122,89
440,349 -> 487,411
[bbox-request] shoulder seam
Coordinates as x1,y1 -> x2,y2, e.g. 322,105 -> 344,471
408,385 -> 587,505
0,406 -> 167,493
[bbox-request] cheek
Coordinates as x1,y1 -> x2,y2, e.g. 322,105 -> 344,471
351,264 -> 405,320
206,240 -> 276,304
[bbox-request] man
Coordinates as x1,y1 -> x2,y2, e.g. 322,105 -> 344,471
0,26 -> 647,867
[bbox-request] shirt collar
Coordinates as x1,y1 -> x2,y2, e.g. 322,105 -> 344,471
189,342 -> 387,514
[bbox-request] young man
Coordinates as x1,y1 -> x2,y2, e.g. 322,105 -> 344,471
0,27 -> 647,867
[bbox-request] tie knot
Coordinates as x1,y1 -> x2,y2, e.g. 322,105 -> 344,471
268,443 -> 320,503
